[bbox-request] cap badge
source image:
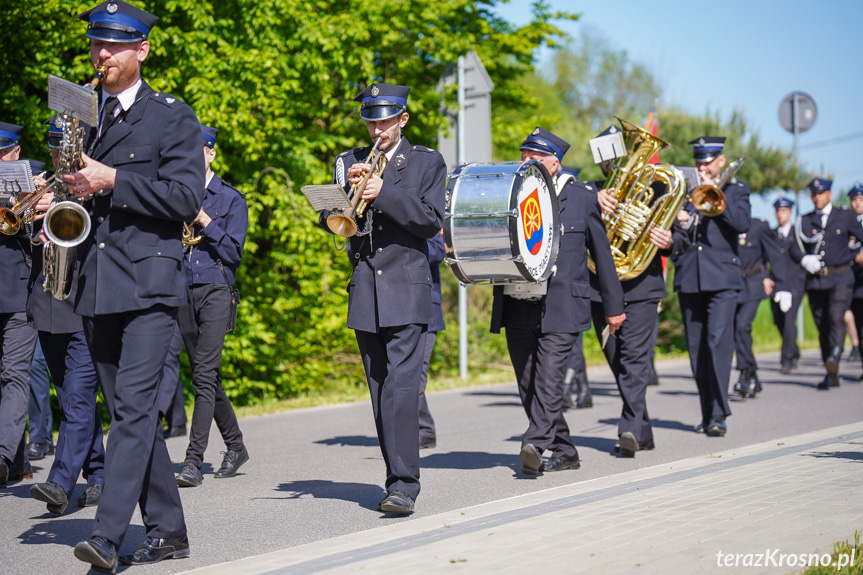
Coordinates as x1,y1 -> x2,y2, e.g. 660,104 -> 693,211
698,138 -> 705,146
532,128 -> 540,136
370,85 -> 379,97
609,126 -> 617,133
107,1 -> 118,14
166,98 -> 175,104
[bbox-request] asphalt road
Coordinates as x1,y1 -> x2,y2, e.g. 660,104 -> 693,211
1,349 -> 860,574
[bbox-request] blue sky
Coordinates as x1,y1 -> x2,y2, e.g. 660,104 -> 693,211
494,0 -> 863,224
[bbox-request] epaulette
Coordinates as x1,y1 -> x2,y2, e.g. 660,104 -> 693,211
221,179 -> 246,198
337,147 -> 365,160
150,92 -> 182,107
412,145 -> 436,153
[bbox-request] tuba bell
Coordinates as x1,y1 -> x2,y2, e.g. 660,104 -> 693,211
588,118 -> 688,281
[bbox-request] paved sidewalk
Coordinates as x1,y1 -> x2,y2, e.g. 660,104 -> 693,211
184,422 -> 863,575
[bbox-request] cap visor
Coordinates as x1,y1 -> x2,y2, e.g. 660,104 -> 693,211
360,106 -> 404,121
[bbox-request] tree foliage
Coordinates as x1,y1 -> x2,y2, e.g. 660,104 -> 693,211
1,0 -> 574,404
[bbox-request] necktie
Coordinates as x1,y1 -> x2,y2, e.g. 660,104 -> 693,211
99,96 -> 120,137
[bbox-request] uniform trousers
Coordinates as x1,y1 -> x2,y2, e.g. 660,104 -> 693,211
84,305 -> 186,546
27,340 -> 53,446
771,292 -> 802,367
591,299 -> 659,444
808,284 -> 853,362
734,299 -> 762,371
39,331 -> 104,498
565,332 -> 586,373
157,322 -> 186,429
852,298 -> 863,363
418,331 -> 437,442
679,290 -> 738,423
0,312 -> 38,464
178,284 -> 243,468
503,299 -> 578,460
356,323 -> 426,500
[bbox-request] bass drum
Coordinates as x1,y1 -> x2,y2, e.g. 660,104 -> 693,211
444,161 -> 560,285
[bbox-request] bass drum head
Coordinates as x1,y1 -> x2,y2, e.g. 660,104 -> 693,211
510,161 -> 559,282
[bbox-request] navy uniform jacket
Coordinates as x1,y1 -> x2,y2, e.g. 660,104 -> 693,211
320,137 -> 446,332
788,206 -> 861,291
27,241 -> 84,333
428,233 -> 446,333
585,180 -> 670,304
671,178 -> 752,293
491,180 -> 624,334
773,225 -> 807,296
76,82 -> 205,316
0,232 -> 30,314
185,173 -> 248,286
852,214 -> 863,298
737,218 -> 788,302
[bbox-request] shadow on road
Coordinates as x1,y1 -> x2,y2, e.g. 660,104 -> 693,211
18,518 -> 144,551
420,451 -> 518,471
315,435 -> 379,447
271,479 -> 385,510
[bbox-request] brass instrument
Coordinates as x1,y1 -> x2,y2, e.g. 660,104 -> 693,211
182,222 -> 203,246
326,136 -> 388,237
681,155 -> 744,230
588,118 -> 688,281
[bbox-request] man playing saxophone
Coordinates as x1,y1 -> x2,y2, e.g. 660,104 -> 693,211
320,83 -> 446,514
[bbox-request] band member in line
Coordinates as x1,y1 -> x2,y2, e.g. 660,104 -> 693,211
175,125 -> 249,488
491,127 -> 624,475
320,83 -> 446,514
672,136 -> 751,437
771,197 -> 807,374
849,183 -> 863,380
27,115 -> 106,516
0,120 -> 39,486
732,216 -> 789,397
65,1 -> 204,570
418,230 -> 446,450
789,177 -> 861,389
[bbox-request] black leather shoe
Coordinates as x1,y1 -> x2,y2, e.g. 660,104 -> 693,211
694,421 -> 708,434
74,536 -> 118,574
379,490 -> 415,514
214,447 -> 249,478
752,370 -> 763,393
419,436 -> 436,450
574,371 -> 593,408
30,481 -> 69,515
78,483 -> 103,507
10,461 -> 33,481
176,462 -> 203,487
817,374 -> 840,390
733,369 -> 746,393
0,455 -> 9,485
825,346 -> 842,376
119,534 -> 190,565
737,369 -> 756,398
848,347 -> 861,362
707,418 -> 727,437
163,425 -> 187,439
780,363 -> 794,374
519,443 -> 542,475
25,442 -> 55,460
617,432 -> 656,457
647,363 -> 660,386
541,454 -> 580,472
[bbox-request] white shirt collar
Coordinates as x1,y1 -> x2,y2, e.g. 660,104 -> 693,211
778,222 -> 792,237
384,137 -> 404,163
102,79 -> 142,113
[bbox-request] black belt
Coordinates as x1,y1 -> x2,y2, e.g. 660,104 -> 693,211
740,264 -> 764,279
814,264 -> 851,278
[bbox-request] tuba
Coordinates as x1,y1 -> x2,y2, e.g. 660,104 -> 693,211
39,65 -> 106,300
588,118 -> 687,281
326,136 -> 388,238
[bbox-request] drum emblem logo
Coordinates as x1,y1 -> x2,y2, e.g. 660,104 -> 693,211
520,188 -> 544,255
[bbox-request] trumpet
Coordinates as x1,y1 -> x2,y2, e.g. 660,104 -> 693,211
681,155 -> 744,230
326,137 -> 388,238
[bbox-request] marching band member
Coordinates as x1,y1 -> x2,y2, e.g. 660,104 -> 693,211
789,178 -> 861,389
733,217 -> 789,397
66,1 -> 204,570
771,197 -> 807,373
320,82 -> 446,514
672,136 -> 751,437
491,127 -> 624,474
175,125 -> 249,487
0,120 -> 39,486
27,115 -> 106,516
849,182 -> 863,380
418,231 -> 446,451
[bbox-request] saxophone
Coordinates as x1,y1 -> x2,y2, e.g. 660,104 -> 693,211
41,65 -> 107,300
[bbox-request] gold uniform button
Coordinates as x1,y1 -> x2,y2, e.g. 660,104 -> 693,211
97,217 -> 104,223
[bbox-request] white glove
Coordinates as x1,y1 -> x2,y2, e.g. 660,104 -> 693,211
774,291 -> 792,313
801,254 -> 823,274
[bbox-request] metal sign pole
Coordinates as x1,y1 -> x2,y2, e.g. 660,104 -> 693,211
792,93 -> 805,344
457,56 -> 469,380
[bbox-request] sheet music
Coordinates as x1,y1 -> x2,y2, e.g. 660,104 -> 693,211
676,166 -> 701,193
589,132 -> 626,164
300,184 -> 352,212
0,160 -> 35,195
48,75 -> 99,127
